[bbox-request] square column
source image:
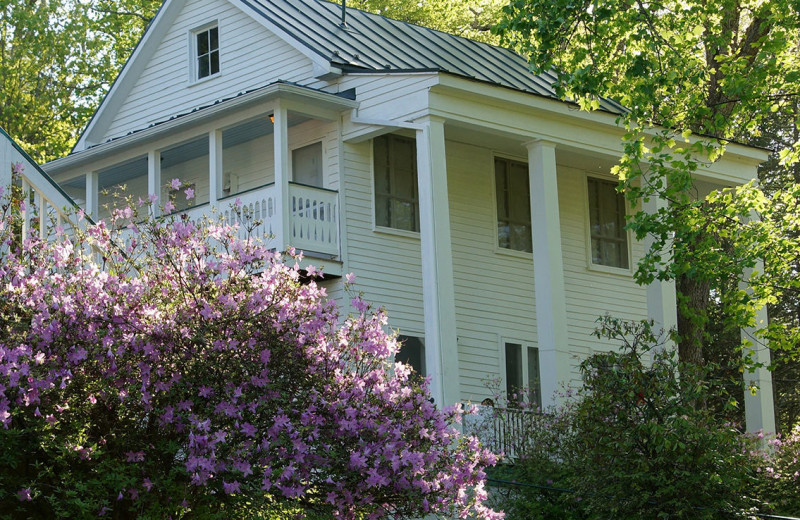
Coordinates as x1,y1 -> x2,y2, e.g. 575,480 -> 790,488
147,151 -> 161,217
742,268 -> 776,434
209,129 -> 223,206
273,102 -> 290,251
526,140 -> 570,408
415,116 -> 460,406
85,170 -> 99,220
642,194 -> 678,344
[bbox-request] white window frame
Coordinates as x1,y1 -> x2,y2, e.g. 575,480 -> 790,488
370,134 -> 421,239
583,173 -> 633,275
189,21 -> 220,84
492,154 -> 533,258
500,338 -> 542,409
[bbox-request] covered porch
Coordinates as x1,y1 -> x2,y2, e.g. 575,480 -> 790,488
47,83 -> 357,264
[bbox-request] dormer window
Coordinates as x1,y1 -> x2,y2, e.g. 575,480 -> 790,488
194,25 -> 219,80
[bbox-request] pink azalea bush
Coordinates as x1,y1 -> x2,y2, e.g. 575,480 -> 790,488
0,178 -> 499,519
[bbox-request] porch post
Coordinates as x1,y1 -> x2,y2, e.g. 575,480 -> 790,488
273,101 -> 290,251
85,170 -> 99,219
209,129 -> 222,207
415,116 -> 460,407
526,140 -> 570,409
742,266 -> 776,434
642,194 -> 678,345
147,151 -> 161,217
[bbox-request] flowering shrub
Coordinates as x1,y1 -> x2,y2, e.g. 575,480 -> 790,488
754,425 -> 800,515
485,317 -> 764,520
0,178 -> 499,519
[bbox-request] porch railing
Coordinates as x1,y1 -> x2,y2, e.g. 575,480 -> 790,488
465,404 -> 543,461
177,183 -> 339,257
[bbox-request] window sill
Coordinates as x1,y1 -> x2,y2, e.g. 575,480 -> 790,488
587,262 -> 634,277
188,72 -> 221,88
495,246 -> 533,260
373,226 -> 420,240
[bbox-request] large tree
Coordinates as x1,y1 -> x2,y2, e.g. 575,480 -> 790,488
497,0 -> 800,377
0,0 -> 160,162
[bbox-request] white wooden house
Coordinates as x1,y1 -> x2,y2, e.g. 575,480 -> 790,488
35,0 -> 774,432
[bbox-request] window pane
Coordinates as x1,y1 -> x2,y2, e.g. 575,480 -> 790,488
198,55 -> 209,79
495,159 -> 508,219
505,343 -> 522,400
511,223 -> 532,253
373,135 -> 418,231
497,221 -> 510,249
210,50 -> 220,75
197,31 -> 208,55
397,335 -> 425,375
292,142 -> 323,187
209,27 -> 219,51
588,177 -> 628,268
495,158 -> 531,252
527,347 -> 541,408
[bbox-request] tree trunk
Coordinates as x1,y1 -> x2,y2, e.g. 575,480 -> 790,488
677,273 -> 710,367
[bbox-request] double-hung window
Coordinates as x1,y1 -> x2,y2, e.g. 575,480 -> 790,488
195,25 -> 219,80
373,134 -> 419,232
495,157 -> 532,253
505,342 -> 541,409
587,177 -> 629,269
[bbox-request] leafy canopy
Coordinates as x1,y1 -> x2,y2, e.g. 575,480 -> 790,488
497,0 -> 800,368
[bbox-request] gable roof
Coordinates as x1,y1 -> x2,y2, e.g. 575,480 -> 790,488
236,0 -> 626,113
75,0 -> 624,153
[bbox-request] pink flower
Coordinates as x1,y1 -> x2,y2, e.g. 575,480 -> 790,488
170,178 -> 182,190
345,272 -> 357,284
184,187 -> 195,200
164,201 -> 175,213
17,488 -> 32,501
125,451 -> 145,462
223,480 -> 240,494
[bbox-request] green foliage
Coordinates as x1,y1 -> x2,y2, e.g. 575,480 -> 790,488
0,0 -> 160,162
497,0 -> 800,374
491,317 -> 765,519
754,425 -> 800,516
332,0 -> 504,43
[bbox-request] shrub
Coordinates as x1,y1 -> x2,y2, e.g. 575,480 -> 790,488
487,317 -> 763,520
0,179 -> 500,519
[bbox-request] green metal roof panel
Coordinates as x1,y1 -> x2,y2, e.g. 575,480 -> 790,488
240,0 -> 625,113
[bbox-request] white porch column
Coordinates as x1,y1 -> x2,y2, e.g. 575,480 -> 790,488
273,102 -> 290,251
642,195 -> 678,345
147,151 -> 161,217
209,129 -> 222,207
85,171 -> 99,220
526,140 -> 570,408
415,116 -> 460,407
742,269 -> 776,434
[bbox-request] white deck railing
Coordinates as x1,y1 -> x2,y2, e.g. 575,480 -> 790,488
16,169 -> 85,245
177,183 -> 339,257
289,184 -> 339,257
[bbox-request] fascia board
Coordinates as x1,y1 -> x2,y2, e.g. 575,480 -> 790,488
75,0 -> 187,151
226,0 -> 336,78
46,83 -> 358,176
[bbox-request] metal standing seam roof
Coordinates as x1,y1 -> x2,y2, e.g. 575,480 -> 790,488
239,0 -> 627,114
